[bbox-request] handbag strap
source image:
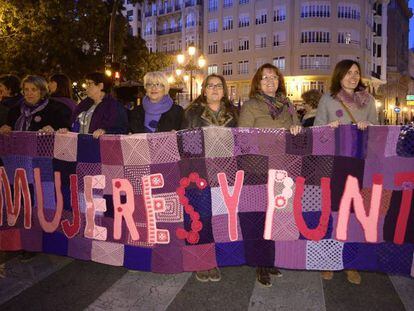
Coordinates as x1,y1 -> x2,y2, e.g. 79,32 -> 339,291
339,100 -> 357,124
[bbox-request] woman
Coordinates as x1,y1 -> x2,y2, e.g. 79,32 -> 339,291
67,72 -> 128,138
238,63 -> 302,288
182,73 -> 238,283
0,74 -> 23,126
301,89 -> 322,127
315,60 -> 378,285
314,59 -> 378,130
0,75 -> 72,134
128,71 -> 183,133
48,73 -> 77,113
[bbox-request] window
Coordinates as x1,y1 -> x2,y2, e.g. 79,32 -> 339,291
239,14 -> 250,27
223,40 -> 233,53
238,60 -> 249,75
256,10 -> 267,25
208,64 -> 218,75
272,57 -> 285,71
127,10 -> 133,22
301,81 -> 325,93
239,0 -> 249,4
186,13 -> 195,28
208,19 -> 218,33
223,62 -> 233,76
301,30 -> 330,43
301,2 -> 331,18
337,30 -> 360,45
274,6 -> 286,22
223,16 -> 234,30
273,31 -> 286,46
338,3 -> 360,20
145,23 -> 153,36
239,38 -> 249,51
223,0 -> 233,8
208,0 -> 218,11
256,59 -> 265,69
300,55 -> 330,70
208,41 -> 218,54
255,34 -> 267,49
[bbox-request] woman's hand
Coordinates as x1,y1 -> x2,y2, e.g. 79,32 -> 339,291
39,125 -> 54,133
57,128 -> 69,134
0,125 -> 12,135
289,125 -> 302,136
92,128 -> 106,139
328,120 -> 340,128
356,120 -> 371,130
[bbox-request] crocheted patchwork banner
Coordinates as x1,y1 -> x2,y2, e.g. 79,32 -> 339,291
0,125 -> 413,277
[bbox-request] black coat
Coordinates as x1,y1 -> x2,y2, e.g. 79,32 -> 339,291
7,98 -> 72,131
128,104 -> 184,133
0,95 -> 23,126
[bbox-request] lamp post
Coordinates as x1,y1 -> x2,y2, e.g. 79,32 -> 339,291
176,45 -> 206,101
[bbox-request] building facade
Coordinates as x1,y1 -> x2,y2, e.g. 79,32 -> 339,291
123,0 -> 143,37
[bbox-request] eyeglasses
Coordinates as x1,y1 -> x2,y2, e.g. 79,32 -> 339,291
145,83 -> 164,89
206,83 -> 224,90
261,75 -> 279,82
84,81 -> 96,87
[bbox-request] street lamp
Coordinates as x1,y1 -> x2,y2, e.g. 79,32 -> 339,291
176,45 -> 206,101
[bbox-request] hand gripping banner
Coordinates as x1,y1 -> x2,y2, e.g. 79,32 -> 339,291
0,125 -> 413,277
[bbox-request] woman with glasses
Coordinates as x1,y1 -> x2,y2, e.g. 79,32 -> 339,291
182,74 -> 238,283
182,73 -> 238,129
61,72 -> 128,138
238,63 -> 301,288
0,75 -> 72,134
128,71 -> 183,133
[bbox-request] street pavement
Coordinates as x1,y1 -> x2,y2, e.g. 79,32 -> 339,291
0,252 -> 413,311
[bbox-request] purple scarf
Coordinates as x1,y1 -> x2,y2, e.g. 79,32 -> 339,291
142,95 -> 173,132
255,92 -> 294,120
15,98 -> 49,131
335,88 -> 370,108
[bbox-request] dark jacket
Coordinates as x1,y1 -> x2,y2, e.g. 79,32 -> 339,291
182,102 -> 238,129
7,98 -> 72,131
72,94 -> 128,134
51,96 -> 77,113
0,95 -> 23,126
128,103 -> 184,133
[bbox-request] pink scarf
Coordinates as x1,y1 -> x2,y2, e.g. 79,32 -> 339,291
335,88 -> 370,108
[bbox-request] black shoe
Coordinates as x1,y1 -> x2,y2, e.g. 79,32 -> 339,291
19,251 -> 36,263
256,267 -> 272,287
268,267 -> 283,277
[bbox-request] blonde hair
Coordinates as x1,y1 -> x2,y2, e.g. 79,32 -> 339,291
143,71 -> 170,94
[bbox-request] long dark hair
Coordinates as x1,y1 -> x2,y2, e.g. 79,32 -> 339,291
49,73 -> 73,98
330,59 -> 366,96
188,73 -> 238,119
249,63 -> 287,98
0,74 -> 21,96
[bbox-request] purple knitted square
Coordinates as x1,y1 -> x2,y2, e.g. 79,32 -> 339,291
215,241 -> 246,266
257,129 -> 286,156
385,126 -> 401,157
150,162 -> 181,194
178,158 -> 208,180
37,181 -> 57,210
21,228 -> 43,252
232,127 -> 260,156
148,131 -> 181,164
101,164 -> 125,195
76,162 -> 102,191
32,157 -> 54,182
236,154 -> 269,185
335,125 -> 359,157
123,165 -> 151,195
274,240 -> 307,269
377,243 -> 414,275
342,242 -> 379,271
182,243 -> 217,271
177,128 -> 205,158
37,134 -> 55,158
151,244 -> 183,273
100,136 -> 124,165
301,155 -> 334,186
268,154 -> 302,179
366,126 -> 389,159
286,128 -> 313,156
238,185 -> 267,213
312,126 -> 335,156
12,132 -> 38,157
67,236 -> 93,260
206,157 -> 238,187
0,134 -> 14,156
212,214 -> 243,243
2,155 -> 34,184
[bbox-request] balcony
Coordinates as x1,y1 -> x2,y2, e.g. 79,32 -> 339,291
157,26 -> 182,35
273,41 -> 286,47
185,0 -> 202,7
300,65 -> 330,70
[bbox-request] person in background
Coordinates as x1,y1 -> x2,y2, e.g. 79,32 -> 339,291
0,74 -> 23,126
301,89 -> 322,127
238,63 -> 302,288
182,73 -> 238,283
48,73 -> 77,113
315,59 -> 378,285
128,71 -> 183,133
314,59 -> 378,130
60,72 -> 128,138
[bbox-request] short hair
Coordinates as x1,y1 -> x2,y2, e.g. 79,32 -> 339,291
85,72 -> 113,94
49,73 -> 73,98
0,74 -> 21,96
143,71 -> 170,94
21,75 -> 49,98
301,89 -> 322,109
330,59 -> 366,96
249,63 -> 287,98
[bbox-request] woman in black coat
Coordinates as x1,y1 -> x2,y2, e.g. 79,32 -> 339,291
128,71 -> 183,133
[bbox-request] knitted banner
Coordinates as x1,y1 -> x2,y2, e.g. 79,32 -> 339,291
0,125 -> 413,277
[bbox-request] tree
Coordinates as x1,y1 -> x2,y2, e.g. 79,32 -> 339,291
0,0 -> 171,81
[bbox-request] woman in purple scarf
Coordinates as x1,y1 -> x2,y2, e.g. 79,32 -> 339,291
0,75 -> 72,134
128,71 -> 183,133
